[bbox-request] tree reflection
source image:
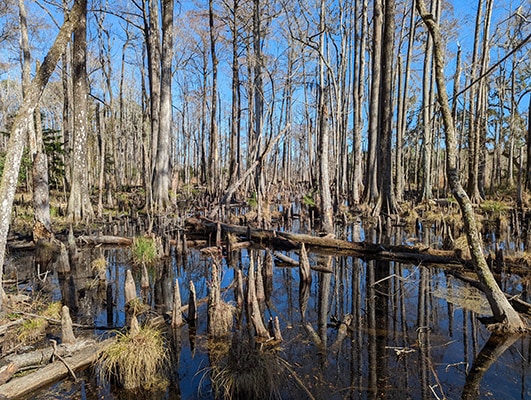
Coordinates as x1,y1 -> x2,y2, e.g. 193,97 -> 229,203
461,333 -> 521,400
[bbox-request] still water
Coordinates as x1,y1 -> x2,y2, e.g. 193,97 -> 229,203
8,239 -> 531,399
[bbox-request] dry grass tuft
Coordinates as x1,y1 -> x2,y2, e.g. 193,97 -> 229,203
206,334 -> 295,400
91,256 -> 107,280
97,325 -> 168,390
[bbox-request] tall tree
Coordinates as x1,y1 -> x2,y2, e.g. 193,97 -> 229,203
350,0 -> 368,205
419,0 -> 436,201
377,0 -> 398,215
226,0 -> 241,192
207,0 -> 219,196
416,0 -> 525,332
317,0 -> 334,234
364,0 -> 383,208
143,0 -> 162,209
0,0 -> 85,311
152,0 -> 174,209
18,0 -> 53,237
67,0 -> 93,222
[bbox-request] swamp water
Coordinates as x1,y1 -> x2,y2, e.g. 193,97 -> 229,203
4,227 -> 531,400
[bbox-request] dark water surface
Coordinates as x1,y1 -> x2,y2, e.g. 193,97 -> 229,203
6,236 -> 531,400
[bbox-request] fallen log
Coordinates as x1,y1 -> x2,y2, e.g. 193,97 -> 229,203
185,217 -> 465,266
447,270 -> 531,317
77,235 -> 132,246
0,338 -> 113,399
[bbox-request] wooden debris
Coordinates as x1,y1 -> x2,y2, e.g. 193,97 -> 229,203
0,339 -> 113,399
248,253 -> 270,338
186,217 -> 465,266
188,280 -> 197,324
208,257 -> 234,338
171,279 -> 183,328
61,305 -> 76,345
130,315 -> 140,336
299,243 -> 312,284
0,363 -> 16,385
268,316 -> 283,341
77,235 -> 133,246
124,270 -> 137,304
236,268 -> 244,309
140,264 -> 150,289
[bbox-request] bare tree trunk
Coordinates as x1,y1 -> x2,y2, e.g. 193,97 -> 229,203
526,94 -> 531,190
152,0 -> 173,209
364,0 -> 382,208
144,0 -> 161,209
207,0 -> 220,198
395,2 -> 416,203
416,0 -> 525,332
317,0 -> 334,234
467,0 -> 487,203
377,0 -> 398,215
420,0 -> 435,201
0,0 -> 84,311
351,0 -> 368,205
227,0 -> 241,191
67,0 -> 94,223
19,0 -> 53,237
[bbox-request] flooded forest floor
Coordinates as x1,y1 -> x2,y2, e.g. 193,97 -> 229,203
1,192 -> 531,399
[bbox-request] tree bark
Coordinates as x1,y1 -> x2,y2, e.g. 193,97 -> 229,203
317,0 -> 334,234
152,0 -> 174,209
416,0 -> 525,332
207,0 -> 220,197
19,0 -> 53,237
67,0 -> 94,223
364,0 -> 382,208
377,0 -> 398,215
0,0 -> 84,311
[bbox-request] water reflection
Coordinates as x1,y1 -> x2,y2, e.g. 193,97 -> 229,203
5,244 -> 531,399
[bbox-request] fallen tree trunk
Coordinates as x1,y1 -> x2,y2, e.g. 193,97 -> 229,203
185,217 -> 465,266
0,338 -> 113,399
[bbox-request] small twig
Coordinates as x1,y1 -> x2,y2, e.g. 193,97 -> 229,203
50,339 -> 77,382
445,361 -> 468,372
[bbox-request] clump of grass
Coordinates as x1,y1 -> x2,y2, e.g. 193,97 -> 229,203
17,301 -> 62,343
17,317 -> 48,343
97,325 -> 168,390
131,236 -> 162,266
127,297 -> 150,316
247,192 -> 258,208
480,199 -> 510,216
91,256 -> 107,280
302,192 -> 316,208
207,336 -> 286,400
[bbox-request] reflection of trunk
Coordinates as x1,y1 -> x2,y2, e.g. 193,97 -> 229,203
350,258 -> 363,397
417,266 -> 430,399
366,260 -> 377,396
247,251 -> 269,338
374,260 -> 390,393
208,257 -> 233,338
462,334 -> 520,399
416,0 -> 525,332
299,278 -> 310,321
318,258 -> 332,348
